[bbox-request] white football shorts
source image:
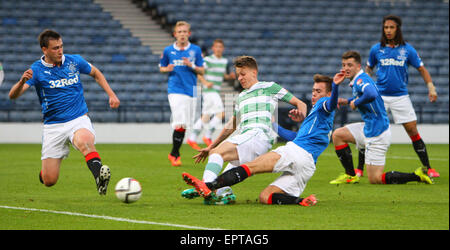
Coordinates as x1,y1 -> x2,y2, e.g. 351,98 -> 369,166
382,95 -> 417,124
201,92 -> 224,115
41,115 -> 96,160
365,127 -> 391,166
168,93 -> 197,129
270,142 -> 316,197
226,129 -> 272,166
345,122 -> 391,166
345,122 -> 366,150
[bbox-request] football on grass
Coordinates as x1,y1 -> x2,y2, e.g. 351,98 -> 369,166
115,178 -> 142,203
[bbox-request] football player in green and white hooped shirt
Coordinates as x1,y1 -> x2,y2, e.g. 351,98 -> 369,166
181,55 -> 307,205
187,39 -> 235,150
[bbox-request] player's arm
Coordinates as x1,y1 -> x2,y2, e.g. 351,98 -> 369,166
197,74 -> 213,88
89,65 -> 120,108
224,71 -> 236,81
182,57 -> 204,75
224,61 -> 236,80
365,65 -> 375,77
323,83 -> 339,112
350,84 -> 377,110
272,122 -> 297,141
210,115 -> 236,148
417,66 -> 437,102
288,96 -> 307,123
323,71 -> 346,112
159,64 -> 174,73
332,70 -> 361,110
159,49 -> 174,73
9,69 -> 32,99
193,65 -> 205,75
193,115 -> 237,163
366,45 -> 378,77
328,70 -> 347,110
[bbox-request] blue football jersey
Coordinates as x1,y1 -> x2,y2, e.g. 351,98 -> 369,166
367,42 -> 423,96
26,54 -> 91,124
292,96 -> 335,164
159,42 -> 204,97
350,70 -> 390,138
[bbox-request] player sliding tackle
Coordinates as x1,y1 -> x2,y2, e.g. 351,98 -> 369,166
181,55 -> 307,205
182,73 -> 341,206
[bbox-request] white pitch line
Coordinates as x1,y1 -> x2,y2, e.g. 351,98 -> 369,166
0,205 -> 224,230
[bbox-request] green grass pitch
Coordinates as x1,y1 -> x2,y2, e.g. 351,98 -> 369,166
0,143 -> 448,230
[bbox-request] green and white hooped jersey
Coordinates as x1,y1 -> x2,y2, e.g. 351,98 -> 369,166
203,55 -> 228,93
234,81 -> 294,143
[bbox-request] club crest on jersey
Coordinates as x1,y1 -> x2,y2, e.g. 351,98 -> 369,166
67,61 -> 79,77
188,50 -> 196,61
397,48 -> 407,61
356,79 -> 363,85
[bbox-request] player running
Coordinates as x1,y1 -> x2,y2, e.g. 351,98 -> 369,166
330,51 -> 433,185
181,55 -> 307,205
366,15 -> 439,178
8,29 -> 120,195
159,21 -> 204,166
187,39 -> 235,149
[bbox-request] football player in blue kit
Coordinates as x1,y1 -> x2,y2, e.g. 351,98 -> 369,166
330,51 -> 432,185
366,15 -> 439,178
159,21 -> 205,166
8,29 -> 120,195
182,74 -> 341,206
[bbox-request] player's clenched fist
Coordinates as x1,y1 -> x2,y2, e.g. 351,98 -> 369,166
21,69 -> 33,84
109,95 -> 121,109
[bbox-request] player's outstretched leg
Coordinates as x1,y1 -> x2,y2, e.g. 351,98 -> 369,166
85,151 -> 110,195
97,165 -> 111,195
182,172 -> 212,197
181,187 -> 237,205
181,188 -> 200,199
203,187 -> 236,205
413,167 -> 433,184
299,195 -> 318,207
263,192 -> 317,206
381,167 -> 433,184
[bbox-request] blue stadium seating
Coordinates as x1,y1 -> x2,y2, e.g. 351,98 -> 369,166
143,0 -> 448,124
0,0 -> 165,123
0,0 -> 448,124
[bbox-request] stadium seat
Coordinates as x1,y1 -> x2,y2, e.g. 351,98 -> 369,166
1,0 -> 448,124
